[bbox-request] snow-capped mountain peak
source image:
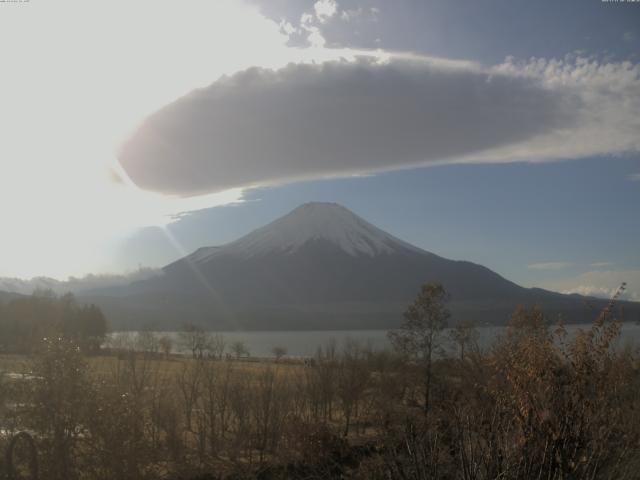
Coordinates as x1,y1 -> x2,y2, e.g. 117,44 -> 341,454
188,202 -> 422,263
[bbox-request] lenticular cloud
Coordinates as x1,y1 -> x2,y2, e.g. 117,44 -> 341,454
118,55 -> 640,197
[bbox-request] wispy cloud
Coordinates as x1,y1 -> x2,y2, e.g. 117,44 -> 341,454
314,0 -> 338,23
590,262 -> 613,268
544,269 -> 640,301
528,262 -> 574,270
340,6 -> 379,22
529,261 -> 615,271
283,0 -> 379,47
281,0 -> 340,47
627,173 -> 640,181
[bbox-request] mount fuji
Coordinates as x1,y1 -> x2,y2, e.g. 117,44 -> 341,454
82,203 -> 639,330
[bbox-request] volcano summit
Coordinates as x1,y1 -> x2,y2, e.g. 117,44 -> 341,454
83,203 -> 638,330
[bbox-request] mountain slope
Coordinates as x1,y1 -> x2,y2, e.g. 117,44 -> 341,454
82,203 -> 640,330
186,202 -> 424,261
149,203 -> 526,307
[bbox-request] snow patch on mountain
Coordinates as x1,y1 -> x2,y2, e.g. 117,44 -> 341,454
189,202 -> 424,263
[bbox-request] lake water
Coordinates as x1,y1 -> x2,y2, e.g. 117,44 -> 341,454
112,322 -> 640,358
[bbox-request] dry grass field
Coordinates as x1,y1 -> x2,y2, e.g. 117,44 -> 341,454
2,305 -> 640,479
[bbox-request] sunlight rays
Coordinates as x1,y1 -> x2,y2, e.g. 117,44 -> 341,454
0,0 -> 287,278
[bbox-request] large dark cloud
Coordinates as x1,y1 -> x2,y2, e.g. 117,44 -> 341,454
119,57 -> 576,196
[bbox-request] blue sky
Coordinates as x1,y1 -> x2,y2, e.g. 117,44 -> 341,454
115,154 -> 640,298
254,0 -> 640,63
111,0 -> 640,299
1,0 -> 638,300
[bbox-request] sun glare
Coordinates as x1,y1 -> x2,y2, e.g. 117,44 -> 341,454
0,0 -> 295,279
0,0 -> 509,280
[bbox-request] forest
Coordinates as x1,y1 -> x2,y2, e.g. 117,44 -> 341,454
0,285 -> 638,479
0,291 -> 107,354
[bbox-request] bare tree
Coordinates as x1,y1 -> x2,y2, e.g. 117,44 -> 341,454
310,340 -> 338,422
252,367 -> 291,462
230,340 -> 249,359
337,339 -> 370,436
208,333 -> 226,359
271,345 -> 287,362
176,360 -> 203,432
158,335 -> 173,359
85,347 -> 159,479
28,337 -> 92,480
388,282 -> 450,416
449,320 -> 479,361
107,331 -> 135,353
179,323 -> 208,359
136,330 -> 159,354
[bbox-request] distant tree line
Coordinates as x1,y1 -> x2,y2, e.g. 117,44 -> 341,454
0,290 -> 107,354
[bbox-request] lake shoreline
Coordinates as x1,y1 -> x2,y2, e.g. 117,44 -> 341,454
107,322 -> 640,358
